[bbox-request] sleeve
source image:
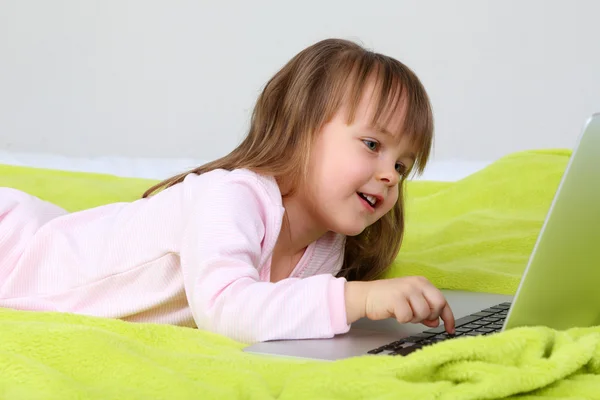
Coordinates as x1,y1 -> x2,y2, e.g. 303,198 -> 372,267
179,175 -> 351,343
317,234 -> 346,276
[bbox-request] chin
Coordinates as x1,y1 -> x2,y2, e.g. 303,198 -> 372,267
333,223 -> 368,237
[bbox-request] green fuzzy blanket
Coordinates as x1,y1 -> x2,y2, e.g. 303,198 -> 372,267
2,149 -> 599,400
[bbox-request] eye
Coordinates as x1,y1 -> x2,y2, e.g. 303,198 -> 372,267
362,139 -> 379,151
395,162 -> 407,175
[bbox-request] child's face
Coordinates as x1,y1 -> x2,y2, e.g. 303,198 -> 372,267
305,86 -> 416,236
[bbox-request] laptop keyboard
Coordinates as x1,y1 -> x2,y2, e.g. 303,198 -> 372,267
367,302 -> 511,356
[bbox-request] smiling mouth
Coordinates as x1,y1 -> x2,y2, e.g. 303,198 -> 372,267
357,192 -> 378,209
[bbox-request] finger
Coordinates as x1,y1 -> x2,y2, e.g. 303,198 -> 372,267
440,304 -> 456,333
393,298 -> 414,324
421,286 -> 448,321
421,319 -> 440,328
408,294 -> 431,323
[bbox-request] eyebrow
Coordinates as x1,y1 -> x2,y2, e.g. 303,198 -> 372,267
371,122 -> 403,139
373,125 -> 394,136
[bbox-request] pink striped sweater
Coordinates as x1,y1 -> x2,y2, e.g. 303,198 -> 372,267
0,168 -> 351,343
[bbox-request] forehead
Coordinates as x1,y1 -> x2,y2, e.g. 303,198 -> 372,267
350,81 -> 409,141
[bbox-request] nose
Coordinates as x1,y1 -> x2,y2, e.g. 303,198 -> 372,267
377,163 -> 400,186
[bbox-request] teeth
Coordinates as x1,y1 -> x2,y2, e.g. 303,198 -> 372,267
359,193 -> 377,207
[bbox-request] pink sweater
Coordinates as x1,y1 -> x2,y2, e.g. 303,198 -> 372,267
0,169 -> 351,343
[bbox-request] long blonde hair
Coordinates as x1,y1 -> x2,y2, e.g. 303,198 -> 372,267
143,38 -> 433,281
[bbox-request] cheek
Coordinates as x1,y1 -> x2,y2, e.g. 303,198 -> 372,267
384,190 -> 400,212
312,152 -> 350,191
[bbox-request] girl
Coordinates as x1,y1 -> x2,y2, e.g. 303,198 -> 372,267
0,38 -> 455,343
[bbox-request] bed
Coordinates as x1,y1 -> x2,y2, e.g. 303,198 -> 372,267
1,149 -> 598,399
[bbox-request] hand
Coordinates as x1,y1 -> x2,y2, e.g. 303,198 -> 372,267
344,277 -> 455,334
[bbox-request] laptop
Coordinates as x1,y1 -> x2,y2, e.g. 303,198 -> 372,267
244,113 -> 600,361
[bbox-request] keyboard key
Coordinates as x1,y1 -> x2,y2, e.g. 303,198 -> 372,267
453,315 -> 486,326
481,317 -> 501,322
391,344 -> 424,356
392,341 -> 418,350
408,332 -> 438,340
367,347 -> 385,354
380,340 -> 403,350
423,326 -> 447,334
369,338 -> 418,354
471,311 -> 494,317
482,307 -> 505,313
394,337 -> 421,345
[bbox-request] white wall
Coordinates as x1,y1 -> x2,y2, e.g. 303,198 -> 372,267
1,0 -> 598,163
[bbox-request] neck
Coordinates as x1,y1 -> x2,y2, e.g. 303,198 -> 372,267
277,193 -> 327,257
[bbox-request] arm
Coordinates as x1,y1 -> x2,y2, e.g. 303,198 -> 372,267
344,281 -> 368,324
179,173 -> 351,343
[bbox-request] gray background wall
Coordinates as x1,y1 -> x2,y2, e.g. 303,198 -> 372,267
1,0 -> 598,163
